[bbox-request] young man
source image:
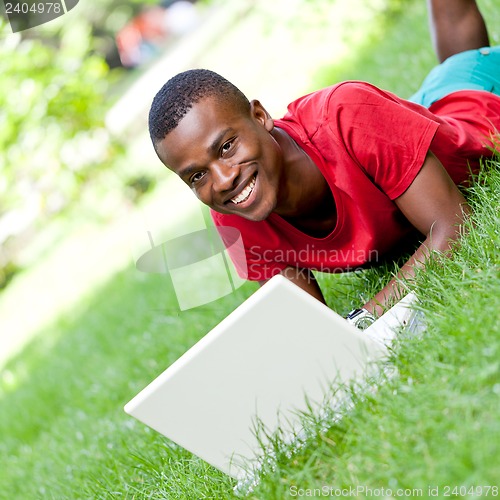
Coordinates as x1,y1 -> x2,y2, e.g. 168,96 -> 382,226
148,0 -> 500,324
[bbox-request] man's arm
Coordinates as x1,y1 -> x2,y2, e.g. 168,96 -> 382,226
363,150 -> 470,316
257,151 -> 469,318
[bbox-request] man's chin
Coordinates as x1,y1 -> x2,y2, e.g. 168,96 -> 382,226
212,198 -> 276,221
237,205 -> 275,222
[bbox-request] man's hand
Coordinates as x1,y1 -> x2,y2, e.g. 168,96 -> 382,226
363,150 -> 470,315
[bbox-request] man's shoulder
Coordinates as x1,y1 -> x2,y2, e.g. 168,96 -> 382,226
286,81 -> 388,109
276,81 -> 395,145
280,81 -> 393,128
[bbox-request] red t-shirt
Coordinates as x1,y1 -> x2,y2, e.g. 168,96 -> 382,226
211,82 -> 500,281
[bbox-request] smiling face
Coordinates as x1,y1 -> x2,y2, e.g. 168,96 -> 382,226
155,96 -> 285,221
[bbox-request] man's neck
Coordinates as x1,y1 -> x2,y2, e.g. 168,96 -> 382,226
271,127 -> 337,237
271,127 -> 326,215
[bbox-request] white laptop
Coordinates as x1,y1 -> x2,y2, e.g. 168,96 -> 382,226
124,275 -> 417,479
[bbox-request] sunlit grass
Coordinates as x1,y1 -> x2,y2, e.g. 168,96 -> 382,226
4,157 -> 495,498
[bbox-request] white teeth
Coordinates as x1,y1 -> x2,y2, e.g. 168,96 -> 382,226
231,175 -> 256,204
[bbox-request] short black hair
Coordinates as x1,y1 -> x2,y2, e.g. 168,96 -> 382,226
148,69 -> 250,149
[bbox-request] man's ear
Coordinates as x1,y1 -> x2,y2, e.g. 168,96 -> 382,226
250,99 -> 274,132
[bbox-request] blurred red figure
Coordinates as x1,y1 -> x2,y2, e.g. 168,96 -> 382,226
116,6 -> 167,68
116,1 -> 199,68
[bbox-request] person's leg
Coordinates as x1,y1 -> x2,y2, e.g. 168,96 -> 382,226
428,0 -> 490,62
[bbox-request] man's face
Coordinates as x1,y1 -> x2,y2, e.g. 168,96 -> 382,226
155,96 -> 284,221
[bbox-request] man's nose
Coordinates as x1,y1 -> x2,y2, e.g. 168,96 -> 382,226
211,161 -> 239,192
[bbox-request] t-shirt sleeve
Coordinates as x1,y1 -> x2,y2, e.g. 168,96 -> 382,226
318,82 -> 440,199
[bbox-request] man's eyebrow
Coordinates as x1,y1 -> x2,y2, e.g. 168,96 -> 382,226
208,127 -> 233,153
178,164 -> 200,180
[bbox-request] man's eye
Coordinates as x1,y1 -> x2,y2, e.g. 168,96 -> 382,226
190,172 -> 205,183
221,140 -> 233,155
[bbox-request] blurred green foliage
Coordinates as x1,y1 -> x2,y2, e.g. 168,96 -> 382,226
0,22 -> 108,213
0,19 -> 117,286
0,0 -> 163,287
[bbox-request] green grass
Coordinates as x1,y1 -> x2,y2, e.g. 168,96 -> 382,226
2,0 -> 500,498
2,159 -> 497,500
0,269 -> 255,498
